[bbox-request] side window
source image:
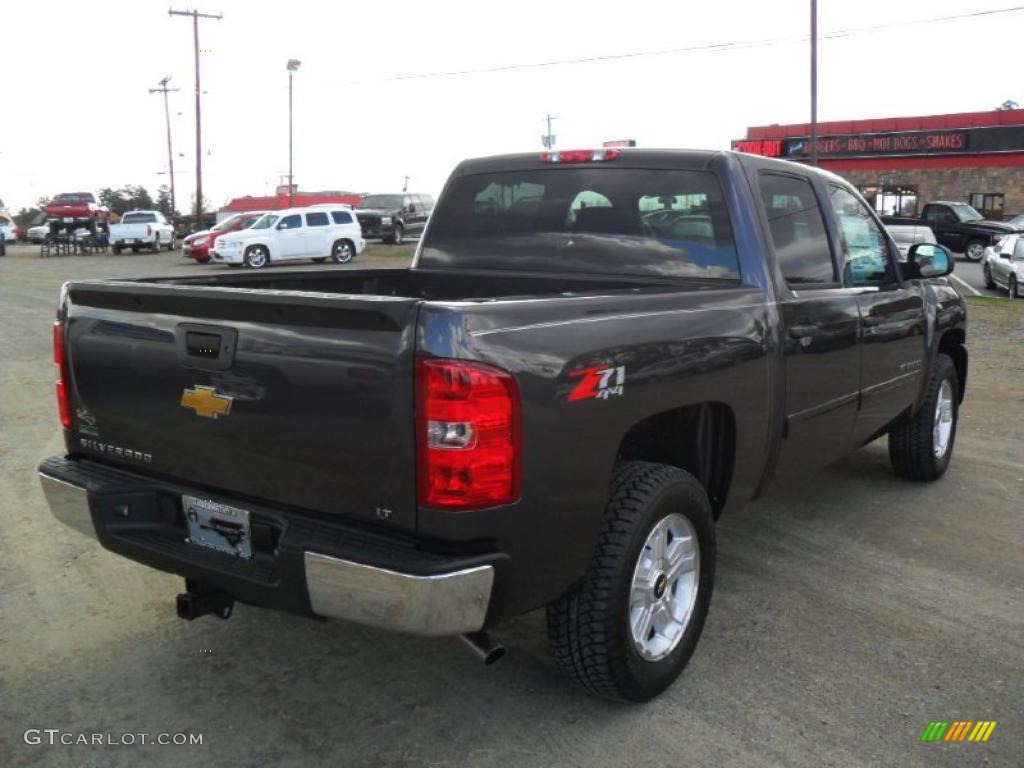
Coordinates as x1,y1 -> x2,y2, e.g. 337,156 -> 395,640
403,195 -> 414,211
829,186 -> 895,285
1014,238 -> 1024,260
758,173 -> 835,284
331,210 -> 353,224
278,214 -> 302,230
925,206 -> 955,225
305,212 -> 329,227
420,195 -> 435,211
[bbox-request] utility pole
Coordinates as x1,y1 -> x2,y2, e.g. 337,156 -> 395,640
542,113 -> 558,149
402,175 -> 410,192
810,0 -> 818,167
149,76 -> 181,217
169,8 -> 223,221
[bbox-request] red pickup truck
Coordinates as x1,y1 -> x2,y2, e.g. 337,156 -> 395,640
183,211 -> 267,262
43,192 -> 110,236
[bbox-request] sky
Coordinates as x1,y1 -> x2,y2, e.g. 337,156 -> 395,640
1,0 -> 1021,214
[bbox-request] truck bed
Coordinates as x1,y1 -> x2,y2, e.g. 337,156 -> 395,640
59,267 -> 723,536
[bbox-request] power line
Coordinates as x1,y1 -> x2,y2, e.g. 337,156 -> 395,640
323,5 -> 1024,87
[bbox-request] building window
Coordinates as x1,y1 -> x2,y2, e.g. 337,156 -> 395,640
857,184 -> 918,217
968,193 -> 1004,220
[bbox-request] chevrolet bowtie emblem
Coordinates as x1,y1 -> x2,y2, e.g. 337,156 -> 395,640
181,385 -> 233,419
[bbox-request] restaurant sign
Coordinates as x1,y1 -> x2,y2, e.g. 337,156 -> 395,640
732,125 -> 1024,160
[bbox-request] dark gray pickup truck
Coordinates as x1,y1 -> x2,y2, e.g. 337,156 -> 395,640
40,149 -> 967,702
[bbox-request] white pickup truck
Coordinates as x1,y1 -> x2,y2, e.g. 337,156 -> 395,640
109,210 -> 176,254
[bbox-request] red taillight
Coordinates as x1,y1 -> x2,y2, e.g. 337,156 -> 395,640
416,358 -> 521,510
53,321 -> 71,428
541,148 -> 620,163
147,224 -> 153,237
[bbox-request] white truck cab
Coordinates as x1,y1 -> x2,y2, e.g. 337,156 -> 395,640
211,206 -> 365,268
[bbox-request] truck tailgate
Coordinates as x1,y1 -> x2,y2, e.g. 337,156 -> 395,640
110,224 -> 150,239
63,283 -> 420,532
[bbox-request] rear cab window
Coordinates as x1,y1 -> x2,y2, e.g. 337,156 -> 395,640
122,213 -> 157,224
420,167 -> 740,280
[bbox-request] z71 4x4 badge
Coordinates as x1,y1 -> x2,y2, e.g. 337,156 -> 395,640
568,365 -> 626,402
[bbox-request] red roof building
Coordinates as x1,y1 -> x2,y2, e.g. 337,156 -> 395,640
218,190 -> 363,221
733,108 -> 1024,218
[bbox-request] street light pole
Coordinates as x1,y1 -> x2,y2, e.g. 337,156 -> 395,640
287,59 -> 301,207
810,0 -> 818,167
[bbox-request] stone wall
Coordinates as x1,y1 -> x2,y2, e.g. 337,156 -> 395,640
836,166 -> 1024,218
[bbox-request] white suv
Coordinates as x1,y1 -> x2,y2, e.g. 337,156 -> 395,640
211,206 -> 365,268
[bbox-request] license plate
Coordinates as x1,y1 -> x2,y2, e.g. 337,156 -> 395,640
125,238 -> 135,243
183,496 -> 253,559
63,217 -> 73,222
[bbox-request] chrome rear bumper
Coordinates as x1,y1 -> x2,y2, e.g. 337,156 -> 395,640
305,553 -> 493,635
38,466 -> 493,636
40,472 -> 94,537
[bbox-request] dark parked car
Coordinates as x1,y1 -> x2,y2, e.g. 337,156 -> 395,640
40,149 -> 967,702
355,193 -> 433,244
883,201 -> 1023,261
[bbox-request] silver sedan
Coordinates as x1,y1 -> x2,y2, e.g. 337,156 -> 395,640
983,234 -> 1024,298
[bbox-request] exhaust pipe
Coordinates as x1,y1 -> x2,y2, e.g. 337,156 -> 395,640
460,631 -> 506,665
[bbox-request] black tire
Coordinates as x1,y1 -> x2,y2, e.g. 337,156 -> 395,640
312,257 -> 327,263
112,244 -> 122,255
888,353 -> 959,481
389,224 -> 404,245
151,236 -> 161,253
330,239 -> 354,264
983,264 -> 996,289
166,234 -> 176,251
1011,275 -> 1020,299
547,461 -> 715,702
963,239 -> 986,262
243,244 -> 269,269
131,246 -> 140,254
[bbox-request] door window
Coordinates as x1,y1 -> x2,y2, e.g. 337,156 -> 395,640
830,186 -> 895,285
305,212 -> 329,227
924,207 -> 956,226
1014,237 -> 1024,260
331,210 -> 353,224
758,173 -> 835,284
278,214 -> 302,230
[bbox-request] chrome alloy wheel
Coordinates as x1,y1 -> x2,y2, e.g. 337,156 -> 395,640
246,246 -> 268,268
629,512 -> 700,662
933,379 -> 954,459
965,242 -> 985,261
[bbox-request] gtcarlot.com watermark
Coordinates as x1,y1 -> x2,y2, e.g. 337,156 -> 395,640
24,729 -> 203,747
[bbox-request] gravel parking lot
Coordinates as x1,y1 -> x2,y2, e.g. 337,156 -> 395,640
2,248 -> 1021,767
